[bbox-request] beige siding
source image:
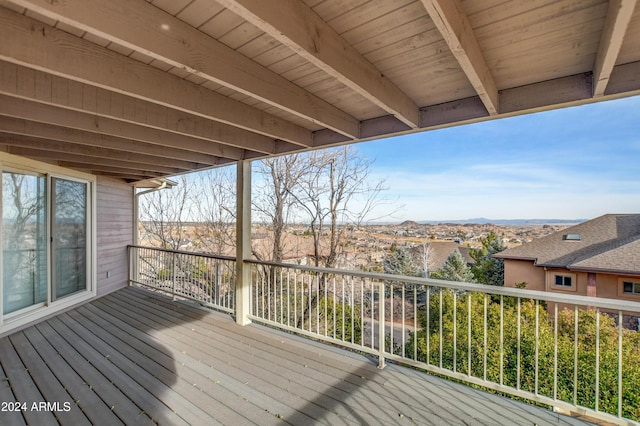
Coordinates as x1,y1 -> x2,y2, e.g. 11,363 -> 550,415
96,177 -> 133,296
503,259 -> 545,291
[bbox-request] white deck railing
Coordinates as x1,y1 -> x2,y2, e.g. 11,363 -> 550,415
130,246 -> 640,425
128,245 -> 236,314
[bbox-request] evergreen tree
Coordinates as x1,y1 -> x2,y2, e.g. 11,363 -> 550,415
383,247 -> 420,277
470,231 -> 505,286
430,250 -> 474,282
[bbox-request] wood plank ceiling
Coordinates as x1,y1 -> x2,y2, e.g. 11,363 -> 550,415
0,0 -> 639,183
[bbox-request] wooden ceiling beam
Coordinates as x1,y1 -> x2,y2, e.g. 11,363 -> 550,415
0,62 -> 277,155
421,0 -> 498,115
1,146 -> 182,176
0,116 -> 221,166
592,0 -> 637,97
58,163 -> 167,178
217,0 -> 420,129
0,7 -> 311,146
0,133 -> 203,171
0,95 -> 249,159
6,0 -> 359,139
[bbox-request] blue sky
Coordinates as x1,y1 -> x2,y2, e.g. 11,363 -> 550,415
356,95 -> 640,222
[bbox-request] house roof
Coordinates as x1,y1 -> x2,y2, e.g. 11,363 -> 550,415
1,0 -> 639,183
409,241 -> 475,272
495,214 -> 640,275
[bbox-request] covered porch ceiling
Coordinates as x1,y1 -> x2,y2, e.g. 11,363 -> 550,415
0,0 -> 639,183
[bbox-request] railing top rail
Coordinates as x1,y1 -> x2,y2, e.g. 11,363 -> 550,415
246,258 -> 640,312
127,245 -> 236,262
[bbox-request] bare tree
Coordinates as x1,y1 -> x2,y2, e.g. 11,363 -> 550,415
191,167 -> 236,255
290,146 -> 389,269
253,154 -> 304,262
138,175 -> 191,250
284,146 -> 391,327
418,240 -> 434,278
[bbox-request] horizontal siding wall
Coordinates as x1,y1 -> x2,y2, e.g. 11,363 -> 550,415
96,177 -> 133,297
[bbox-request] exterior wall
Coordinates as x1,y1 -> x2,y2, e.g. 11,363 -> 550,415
96,177 -> 133,297
505,258 -> 640,329
503,259 -> 545,290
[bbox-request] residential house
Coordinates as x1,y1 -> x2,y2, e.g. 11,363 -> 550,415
408,241 -> 475,275
495,214 -> 640,327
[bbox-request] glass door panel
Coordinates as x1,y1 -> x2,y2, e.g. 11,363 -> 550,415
2,172 -> 47,314
52,177 -> 87,300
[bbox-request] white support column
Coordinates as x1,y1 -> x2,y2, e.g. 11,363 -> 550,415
235,160 -> 252,325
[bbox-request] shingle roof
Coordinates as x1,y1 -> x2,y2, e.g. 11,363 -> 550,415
409,242 -> 475,272
495,214 -> 640,275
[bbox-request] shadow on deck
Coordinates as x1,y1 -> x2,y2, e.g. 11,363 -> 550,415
0,286 -> 594,425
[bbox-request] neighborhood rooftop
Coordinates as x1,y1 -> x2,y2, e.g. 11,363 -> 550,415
496,214 -> 640,275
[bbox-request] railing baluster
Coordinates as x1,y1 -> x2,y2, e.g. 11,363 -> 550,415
574,305 -> 578,406
333,277 -> 338,340
390,282 -> 394,354
439,289 -> 443,369
287,269 -> 291,327
294,270 -> 298,328
517,297 -> 521,390
554,303 -> 558,401
596,308 -> 600,412
618,310 -> 623,419
279,267 -> 283,324
484,293 -> 487,382
378,279 -> 386,368
401,283 -> 405,358
370,279 -> 375,351
259,267 -> 263,318
350,276 -> 355,345
500,295 -> 504,386
468,293 -> 471,377
535,299 -> 539,395
426,286 -> 430,366
413,285 -> 418,362
316,273 -> 320,335
453,290 -> 457,373
301,273 -> 305,331
361,278 -> 365,347
324,275 -> 329,338
172,251 -> 177,301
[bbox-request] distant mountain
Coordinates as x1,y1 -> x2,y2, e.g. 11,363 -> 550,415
415,218 -> 586,226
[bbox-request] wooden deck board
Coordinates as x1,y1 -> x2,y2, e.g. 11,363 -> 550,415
77,302 -> 305,425
0,337 -> 57,426
55,313 -> 215,426
20,326 -> 124,426
94,294 -> 347,425
109,289 -> 436,424
33,321 -> 155,425
7,333 -> 90,426
0,358 -> 26,426
0,287 -> 596,426
70,305 -> 256,426
106,291 -> 406,421
46,315 -> 188,426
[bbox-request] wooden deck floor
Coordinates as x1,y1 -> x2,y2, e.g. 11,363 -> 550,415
0,286 -> 594,426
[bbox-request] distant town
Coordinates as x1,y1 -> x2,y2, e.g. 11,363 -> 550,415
140,219 -> 578,272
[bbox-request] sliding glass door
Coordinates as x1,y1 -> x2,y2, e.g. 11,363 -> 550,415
2,172 -> 48,314
2,172 -> 89,316
52,177 -> 88,300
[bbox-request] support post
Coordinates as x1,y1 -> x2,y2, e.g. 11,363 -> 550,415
235,160 -> 252,325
